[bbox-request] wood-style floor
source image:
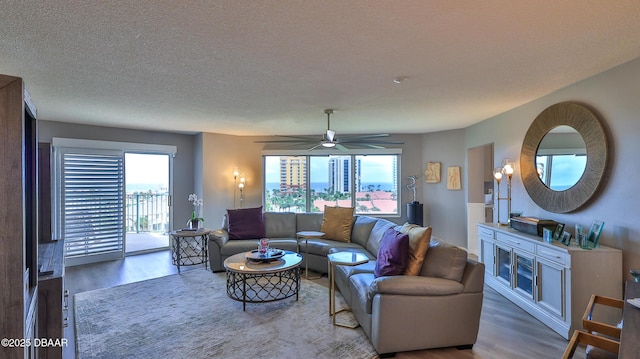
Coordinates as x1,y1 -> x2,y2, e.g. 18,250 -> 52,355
63,250 -> 576,359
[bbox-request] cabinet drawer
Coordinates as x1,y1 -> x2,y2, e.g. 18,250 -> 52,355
536,245 -> 567,266
478,226 -> 495,240
496,232 -> 535,253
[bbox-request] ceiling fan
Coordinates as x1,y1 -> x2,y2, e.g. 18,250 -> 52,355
255,109 -> 403,150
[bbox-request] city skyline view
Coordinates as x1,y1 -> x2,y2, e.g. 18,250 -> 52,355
264,154 -> 399,214
264,155 -> 395,184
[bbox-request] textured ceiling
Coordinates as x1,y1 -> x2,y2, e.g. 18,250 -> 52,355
2,1 -> 640,136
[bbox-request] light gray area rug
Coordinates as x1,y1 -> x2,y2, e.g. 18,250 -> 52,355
75,269 -> 378,359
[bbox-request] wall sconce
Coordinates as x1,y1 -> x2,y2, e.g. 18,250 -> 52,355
233,167 -> 240,208
494,159 -> 515,226
238,176 -> 246,208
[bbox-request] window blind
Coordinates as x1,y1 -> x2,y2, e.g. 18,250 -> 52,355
62,152 -> 124,262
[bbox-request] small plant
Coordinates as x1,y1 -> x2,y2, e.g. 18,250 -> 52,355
188,194 -> 204,222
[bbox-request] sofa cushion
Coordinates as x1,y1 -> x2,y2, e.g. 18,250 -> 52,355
420,238 -> 468,282
227,206 -> 265,240
305,239 -> 364,257
320,206 -> 355,242
263,212 -> 297,238
349,272 -> 376,314
369,276 -> 464,297
334,259 -> 376,279
296,212 -> 323,232
351,216 -> 377,248
365,218 -> 397,256
374,228 -> 410,277
398,223 -> 432,276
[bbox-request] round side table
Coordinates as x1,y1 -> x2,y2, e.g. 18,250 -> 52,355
169,228 -> 210,273
296,231 -> 324,279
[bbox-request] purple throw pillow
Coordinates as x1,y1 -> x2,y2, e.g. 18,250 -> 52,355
374,227 -> 410,278
227,206 -> 265,240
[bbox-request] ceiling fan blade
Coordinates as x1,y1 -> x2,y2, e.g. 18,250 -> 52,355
339,139 -> 404,145
338,134 -> 390,141
308,143 -> 324,151
336,143 -> 348,151
255,135 -> 318,142
361,143 -> 385,149
254,139 -> 316,143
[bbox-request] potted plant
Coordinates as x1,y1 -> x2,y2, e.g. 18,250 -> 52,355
187,193 -> 204,229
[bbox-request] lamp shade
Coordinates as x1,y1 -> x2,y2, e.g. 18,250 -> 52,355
493,168 -> 503,181
503,162 -> 514,175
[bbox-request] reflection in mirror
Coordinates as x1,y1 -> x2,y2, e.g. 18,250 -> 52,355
535,125 -> 587,191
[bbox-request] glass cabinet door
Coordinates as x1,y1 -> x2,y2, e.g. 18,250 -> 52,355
496,245 -> 511,286
514,251 -> 534,299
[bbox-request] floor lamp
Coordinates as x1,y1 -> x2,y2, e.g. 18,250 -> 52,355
233,167 -> 239,208
494,159 -> 514,226
238,175 -> 246,208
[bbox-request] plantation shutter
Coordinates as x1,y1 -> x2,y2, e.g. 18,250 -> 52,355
61,150 -> 125,265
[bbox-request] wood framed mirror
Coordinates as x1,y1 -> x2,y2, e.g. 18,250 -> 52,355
520,102 -> 607,213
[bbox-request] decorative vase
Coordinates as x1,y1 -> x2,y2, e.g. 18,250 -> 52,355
258,238 -> 269,254
188,219 -> 199,229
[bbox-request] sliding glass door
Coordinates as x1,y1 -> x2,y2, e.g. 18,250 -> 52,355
52,138 -> 176,266
124,153 -> 170,253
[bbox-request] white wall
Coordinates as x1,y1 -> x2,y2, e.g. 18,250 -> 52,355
466,57 -> 640,282
420,129 -> 467,247
198,132 -> 264,228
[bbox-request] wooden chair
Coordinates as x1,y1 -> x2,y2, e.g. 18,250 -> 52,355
562,295 -> 624,359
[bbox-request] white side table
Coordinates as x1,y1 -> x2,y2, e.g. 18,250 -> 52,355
327,251 -> 370,328
296,231 -> 324,279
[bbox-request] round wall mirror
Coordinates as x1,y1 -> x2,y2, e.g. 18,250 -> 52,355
520,102 -> 607,213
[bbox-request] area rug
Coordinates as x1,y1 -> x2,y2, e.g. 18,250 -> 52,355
75,269 -> 378,359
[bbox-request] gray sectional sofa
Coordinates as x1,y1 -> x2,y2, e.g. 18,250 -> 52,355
208,211 -> 485,355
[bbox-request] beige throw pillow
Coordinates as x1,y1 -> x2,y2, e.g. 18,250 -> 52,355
320,206 -> 355,242
398,223 -> 432,276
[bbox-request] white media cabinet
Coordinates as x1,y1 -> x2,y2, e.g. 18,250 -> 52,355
477,223 -> 622,339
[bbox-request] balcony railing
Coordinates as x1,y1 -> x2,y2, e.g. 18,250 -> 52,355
126,192 -> 169,233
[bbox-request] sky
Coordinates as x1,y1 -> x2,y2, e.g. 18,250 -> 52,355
125,153 -> 169,187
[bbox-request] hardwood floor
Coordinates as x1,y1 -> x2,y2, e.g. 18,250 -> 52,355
63,250 -> 576,358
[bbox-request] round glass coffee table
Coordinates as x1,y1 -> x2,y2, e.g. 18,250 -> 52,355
224,250 -> 302,311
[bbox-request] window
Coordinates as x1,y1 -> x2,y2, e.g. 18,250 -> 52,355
536,154 -> 587,191
263,152 -> 400,215
264,156 -> 307,212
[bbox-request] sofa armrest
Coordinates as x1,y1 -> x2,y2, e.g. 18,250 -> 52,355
209,228 -> 230,248
369,276 -> 464,298
460,259 -> 485,293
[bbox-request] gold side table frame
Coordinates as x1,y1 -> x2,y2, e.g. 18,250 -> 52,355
296,231 -> 324,279
327,251 -> 370,328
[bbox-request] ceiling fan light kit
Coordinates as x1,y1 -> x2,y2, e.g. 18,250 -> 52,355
256,108 -> 403,150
